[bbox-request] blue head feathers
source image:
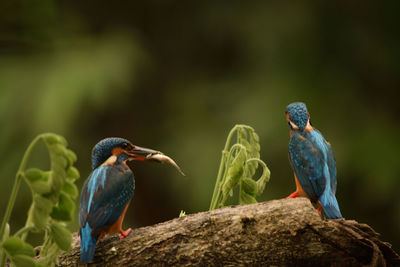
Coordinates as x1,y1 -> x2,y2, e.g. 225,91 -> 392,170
286,102 -> 310,131
91,137 -> 132,169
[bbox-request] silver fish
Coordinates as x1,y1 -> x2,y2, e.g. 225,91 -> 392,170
146,153 -> 185,176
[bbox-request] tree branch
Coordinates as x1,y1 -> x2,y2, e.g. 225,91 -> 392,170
57,198 -> 400,266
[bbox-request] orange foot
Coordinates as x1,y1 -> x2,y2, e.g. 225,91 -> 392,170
119,228 -> 132,239
286,191 -> 300,199
317,203 -> 322,213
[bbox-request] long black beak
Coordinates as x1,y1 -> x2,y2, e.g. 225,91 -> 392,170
127,145 -> 185,176
127,145 -> 161,161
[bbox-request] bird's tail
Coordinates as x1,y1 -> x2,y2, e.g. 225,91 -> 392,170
80,223 -> 98,263
320,192 -> 342,219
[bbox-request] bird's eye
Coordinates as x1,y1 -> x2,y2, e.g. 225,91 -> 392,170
122,142 -> 129,149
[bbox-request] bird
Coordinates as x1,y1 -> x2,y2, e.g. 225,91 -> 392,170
79,137 -> 184,263
285,102 -> 342,219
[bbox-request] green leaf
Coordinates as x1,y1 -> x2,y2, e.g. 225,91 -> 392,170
239,191 -> 257,204
50,192 -> 74,221
50,222 -> 72,251
52,154 -> 68,170
62,180 -> 78,198
31,181 -> 52,195
29,195 -> 53,230
49,169 -> 64,194
24,168 -> 45,183
243,132 -> 261,177
31,208 -> 48,231
245,160 -> 258,178
42,133 -> 67,147
65,149 -> 77,167
66,166 -> 80,180
2,236 -> 24,256
34,195 -> 53,211
41,134 -> 61,145
239,139 -> 251,151
50,144 -> 67,156
12,254 -> 36,267
251,131 -> 260,143
2,236 -> 35,257
50,206 -> 69,222
24,169 -> 52,194
179,210 -> 186,217
222,147 -> 246,196
56,136 -> 68,146
238,127 -> 247,141
241,178 -> 257,197
30,209 -> 46,231
256,165 -> 271,196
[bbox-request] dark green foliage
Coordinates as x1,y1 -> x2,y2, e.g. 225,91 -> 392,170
0,134 -> 80,267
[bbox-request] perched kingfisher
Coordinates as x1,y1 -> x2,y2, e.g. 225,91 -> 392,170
79,137 -> 184,263
285,102 -> 342,219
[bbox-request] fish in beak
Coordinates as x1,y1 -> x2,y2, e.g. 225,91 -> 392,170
127,145 -> 185,176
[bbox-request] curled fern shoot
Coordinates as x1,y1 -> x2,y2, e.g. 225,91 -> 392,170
209,125 -> 271,210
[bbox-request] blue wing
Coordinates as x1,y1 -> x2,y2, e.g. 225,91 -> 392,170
289,131 -> 326,202
326,143 -> 337,194
79,165 -> 135,262
289,130 -> 342,219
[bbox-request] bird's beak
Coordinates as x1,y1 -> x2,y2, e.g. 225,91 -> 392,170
127,145 -> 161,160
127,145 -> 185,176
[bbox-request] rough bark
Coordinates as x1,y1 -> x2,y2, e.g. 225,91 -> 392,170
57,198 -> 399,267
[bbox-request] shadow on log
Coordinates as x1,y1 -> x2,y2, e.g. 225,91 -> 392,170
57,198 -> 399,266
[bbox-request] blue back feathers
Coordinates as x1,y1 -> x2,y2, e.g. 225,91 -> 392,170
286,102 -> 309,130
287,102 -> 342,219
91,137 -> 131,169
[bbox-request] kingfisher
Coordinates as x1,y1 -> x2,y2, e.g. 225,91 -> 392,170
285,102 -> 342,219
79,137 -> 184,263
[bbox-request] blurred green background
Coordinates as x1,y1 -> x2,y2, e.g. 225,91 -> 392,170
1,1 -> 399,252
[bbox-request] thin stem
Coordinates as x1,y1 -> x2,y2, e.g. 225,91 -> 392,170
213,144 -> 245,209
239,172 -> 243,205
209,125 -> 241,210
209,150 -> 226,210
21,206 -> 34,242
13,226 -> 34,238
0,135 -> 42,267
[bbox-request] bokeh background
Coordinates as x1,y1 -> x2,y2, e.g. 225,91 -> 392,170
1,1 -> 399,252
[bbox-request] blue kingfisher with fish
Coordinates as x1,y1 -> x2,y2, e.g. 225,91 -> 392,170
79,137 -> 185,263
